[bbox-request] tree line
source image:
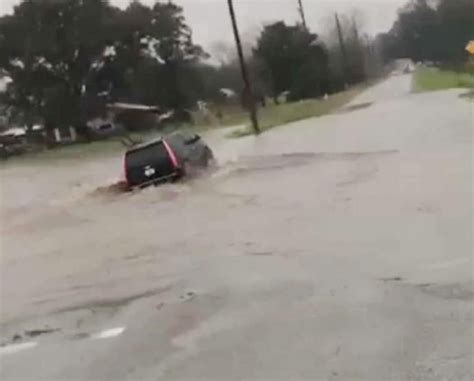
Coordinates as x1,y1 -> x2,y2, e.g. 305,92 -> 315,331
378,0 -> 474,65
0,0 -> 209,138
4,0 -> 470,143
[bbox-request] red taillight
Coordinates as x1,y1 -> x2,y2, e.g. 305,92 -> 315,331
162,139 -> 179,169
122,154 -> 129,185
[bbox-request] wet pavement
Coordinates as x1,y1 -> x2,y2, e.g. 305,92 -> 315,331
0,74 -> 473,380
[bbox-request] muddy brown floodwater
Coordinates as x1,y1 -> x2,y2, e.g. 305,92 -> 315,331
0,75 -> 472,380
0,125 -> 260,321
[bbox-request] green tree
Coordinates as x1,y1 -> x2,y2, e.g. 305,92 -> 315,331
254,22 -> 329,102
0,0 -> 115,138
379,0 -> 474,64
0,0 -> 207,141
108,1 -> 207,110
437,0 -> 474,62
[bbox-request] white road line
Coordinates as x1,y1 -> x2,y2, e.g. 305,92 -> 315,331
0,341 -> 38,356
427,257 -> 471,270
91,327 -> 126,339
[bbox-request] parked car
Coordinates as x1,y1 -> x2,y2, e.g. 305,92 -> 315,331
123,132 -> 214,189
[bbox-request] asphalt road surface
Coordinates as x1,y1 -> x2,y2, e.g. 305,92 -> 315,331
1,74 -> 473,380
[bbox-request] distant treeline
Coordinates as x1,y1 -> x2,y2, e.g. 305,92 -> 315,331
377,0 -> 474,65
1,0 -> 430,141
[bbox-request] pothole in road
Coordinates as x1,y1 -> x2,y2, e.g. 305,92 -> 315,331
1,327 -> 60,348
248,251 -> 274,256
24,328 -> 60,338
55,285 -> 174,314
380,276 -> 404,283
418,282 -> 474,301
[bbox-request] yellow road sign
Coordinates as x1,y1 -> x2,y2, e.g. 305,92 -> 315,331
466,41 -> 474,55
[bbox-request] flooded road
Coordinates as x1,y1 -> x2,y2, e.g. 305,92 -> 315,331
1,75 -> 473,380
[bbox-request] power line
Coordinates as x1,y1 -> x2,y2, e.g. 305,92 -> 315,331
335,12 -> 349,87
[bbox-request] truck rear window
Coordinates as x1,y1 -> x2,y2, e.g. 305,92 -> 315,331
125,141 -> 176,187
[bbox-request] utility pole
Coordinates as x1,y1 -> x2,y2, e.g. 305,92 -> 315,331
335,12 -> 348,87
352,16 -> 360,45
351,16 -> 368,81
226,0 -> 260,134
297,0 -> 308,30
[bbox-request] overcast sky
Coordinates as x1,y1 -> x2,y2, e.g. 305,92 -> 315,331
0,0 -> 406,50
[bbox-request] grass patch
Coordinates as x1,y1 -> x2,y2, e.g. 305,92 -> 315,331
228,86 -> 364,138
413,68 -> 474,92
